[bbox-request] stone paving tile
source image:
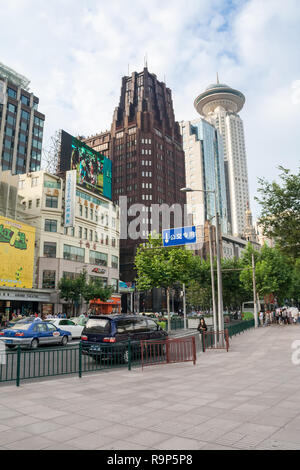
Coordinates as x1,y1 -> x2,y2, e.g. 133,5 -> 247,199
0,416 -> 40,429
256,439 -> 300,450
51,413 -> 89,426
231,422 -> 279,437
154,436 -> 206,450
125,430 -> 173,448
5,436 -> 52,450
149,420 -> 195,436
43,442 -> 81,450
65,432 -> 120,450
0,424 -> 10,433
98,440 -> 150,450
17,421 -> 64,435
0,430 -> 32,446
41,426 -> 86,443
70,418 -> 115,433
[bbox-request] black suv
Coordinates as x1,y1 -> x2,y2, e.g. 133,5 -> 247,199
81,315 -> 168,363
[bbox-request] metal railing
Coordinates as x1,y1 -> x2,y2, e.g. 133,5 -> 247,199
0,337 -> 195,387
140,337 -> 196,368
227,319 -> 255,338
201,330 -> 230,352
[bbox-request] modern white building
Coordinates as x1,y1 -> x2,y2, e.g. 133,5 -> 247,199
18,170 -> 120,315
194,80 -> 250,237
180,118 -> 228,237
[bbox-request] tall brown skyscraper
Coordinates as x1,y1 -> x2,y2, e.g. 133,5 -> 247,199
85,68 -> 186,299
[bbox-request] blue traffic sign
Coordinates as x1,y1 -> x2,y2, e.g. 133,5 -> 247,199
163,226 -> 197,247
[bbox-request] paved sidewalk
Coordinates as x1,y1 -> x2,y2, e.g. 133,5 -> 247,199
0,325 -> 300,450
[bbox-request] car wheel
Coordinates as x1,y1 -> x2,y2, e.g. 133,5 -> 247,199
30,338 -> 39,350
61,336 -> 68,347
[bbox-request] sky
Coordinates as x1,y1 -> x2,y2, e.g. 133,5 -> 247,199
0,0 -> 299,219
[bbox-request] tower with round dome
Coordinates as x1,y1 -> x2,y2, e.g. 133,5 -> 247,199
194,79 -> 250,237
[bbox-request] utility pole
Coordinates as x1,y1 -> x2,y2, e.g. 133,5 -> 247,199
183,283 -> 187,330
208,222 -> 217,333
215,209 -> 224,333
252,253 -> 258,328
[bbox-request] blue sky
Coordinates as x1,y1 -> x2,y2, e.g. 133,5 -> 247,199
1,0 -> 299,219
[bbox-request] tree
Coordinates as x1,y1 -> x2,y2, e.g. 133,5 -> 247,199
135,234 -> 195,331
82,279 -> 114,311
58,272 -> 86,316
255,166 -> 300,258
186,280 -> 212,311
240,244 -> 292,306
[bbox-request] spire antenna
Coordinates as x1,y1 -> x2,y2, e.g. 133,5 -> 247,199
217,72 -> 220,84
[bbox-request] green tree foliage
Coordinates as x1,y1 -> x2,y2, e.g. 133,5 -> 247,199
58,272 -> 87,315
135,234 -> 195,329
82,279 -> 113,306
186,280 -> 212,311
58,271 -> 114,315
256,167 -> 300,258
240,244 -> 292,305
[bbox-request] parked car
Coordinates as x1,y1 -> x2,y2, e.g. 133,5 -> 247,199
0,319 -> 72,349
49,319 -> 84,339
81,315 -> 168,363
70,316 -> 88,327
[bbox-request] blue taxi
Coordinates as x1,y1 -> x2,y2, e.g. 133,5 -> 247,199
0,318 -> 71,349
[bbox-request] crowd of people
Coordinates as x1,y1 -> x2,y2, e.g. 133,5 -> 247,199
258,307 -> 299,327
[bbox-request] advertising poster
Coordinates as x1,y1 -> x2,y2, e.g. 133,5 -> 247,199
60,130 -> 112,200
0,216 -> 36,288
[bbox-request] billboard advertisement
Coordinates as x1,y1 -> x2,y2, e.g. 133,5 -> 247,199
60,130 -> 112,199
0,216 -> 36,288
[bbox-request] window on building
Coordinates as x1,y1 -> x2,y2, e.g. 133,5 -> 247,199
79,226 -> 82,239
44,242 -> 57,258
84,228 -> 87,240
89,251 -> 108,267
31,177 -> 39,187
46,195 -> 58,208
7,88 -> 17,99
63,245 -> 85,262
43,271 -> 56,289
111,256 -> 119,269
36,199 -> 40,208
44,219 -> 57,232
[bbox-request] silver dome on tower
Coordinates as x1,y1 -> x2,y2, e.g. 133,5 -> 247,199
194,79 -> 245,116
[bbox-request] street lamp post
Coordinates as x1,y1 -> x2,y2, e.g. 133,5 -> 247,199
181,187 -> 224,334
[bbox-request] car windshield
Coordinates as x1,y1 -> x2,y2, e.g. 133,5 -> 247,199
10,323 -> 32,331
85,319 -> 110,334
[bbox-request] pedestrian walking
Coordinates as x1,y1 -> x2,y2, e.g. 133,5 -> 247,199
259,311 -> 264,327
197,318 -> 208,333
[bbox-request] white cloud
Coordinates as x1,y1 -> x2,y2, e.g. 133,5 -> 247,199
0,0 -> 299,219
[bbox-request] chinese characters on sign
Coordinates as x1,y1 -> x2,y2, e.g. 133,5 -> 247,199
163,226 -> 197,247
65,170 -> 76,228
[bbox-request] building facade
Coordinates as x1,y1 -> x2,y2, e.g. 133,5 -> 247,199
180,118 -> 228,236
84,67 -> 186,286
194,80 -> 250,237
18,171 -> 120,314
0,63 -> 45,175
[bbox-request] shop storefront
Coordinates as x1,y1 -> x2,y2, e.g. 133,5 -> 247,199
0,288 -> 52,321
